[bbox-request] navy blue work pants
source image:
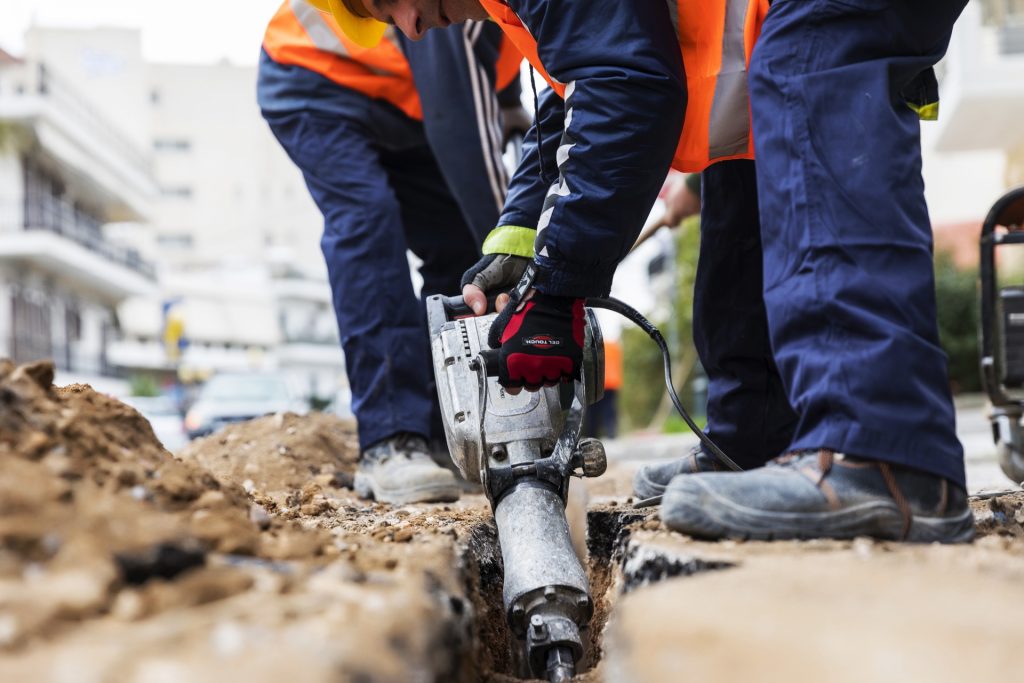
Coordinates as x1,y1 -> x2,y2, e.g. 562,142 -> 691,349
265,103 -> 482,451
695,160 -> 798,470
740,0 -> 969,485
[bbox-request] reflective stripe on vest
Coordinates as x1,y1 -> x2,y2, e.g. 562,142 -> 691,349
676,0 -> 767,170
262,0 -> 423,120
477,0 -> 767,173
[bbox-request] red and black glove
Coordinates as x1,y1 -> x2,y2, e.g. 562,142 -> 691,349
488,291 -> 585,390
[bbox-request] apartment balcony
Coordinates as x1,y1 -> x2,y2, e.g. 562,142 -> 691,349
932,2 -> 1024,153
0,199 -> 156,302
0,61 -> 156,218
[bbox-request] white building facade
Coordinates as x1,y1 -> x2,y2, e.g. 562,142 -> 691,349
0,26 -> 344,402
0,41 -> 157,394
923,0 -> 1024,223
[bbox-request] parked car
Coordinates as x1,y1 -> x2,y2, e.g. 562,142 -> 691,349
184,372 -> 308,439
122,395 -> 188,453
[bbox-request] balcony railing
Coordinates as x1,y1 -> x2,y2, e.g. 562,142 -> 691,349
21,219 -> 156,280
4,195 -> 156,279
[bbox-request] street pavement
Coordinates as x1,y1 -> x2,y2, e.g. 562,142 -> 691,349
604,393 -> 1022,495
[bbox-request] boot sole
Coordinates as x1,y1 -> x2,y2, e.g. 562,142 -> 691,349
354,472 -> 461,506
662,478 -> 975,544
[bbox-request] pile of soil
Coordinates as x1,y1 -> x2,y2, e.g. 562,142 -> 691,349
0,360 -> 337,649
0,360 -> 491,682
178,410 -> 359,504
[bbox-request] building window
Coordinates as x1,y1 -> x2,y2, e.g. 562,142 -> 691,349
10,289 -> 52,365
153,138 -> 192,151
161,186 -> 194,199
157,233 -> 194,248
66,305 -> 82,343
983,0 -> 1024,53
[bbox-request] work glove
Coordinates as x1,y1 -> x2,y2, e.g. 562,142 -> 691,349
486,265 -> 585,391
461,253 -> 531,300
461,225 -> 537,314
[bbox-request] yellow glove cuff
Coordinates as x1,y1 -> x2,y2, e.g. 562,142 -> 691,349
481,225 -> 537,259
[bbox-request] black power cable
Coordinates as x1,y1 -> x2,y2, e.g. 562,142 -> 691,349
586,296 -> 743,474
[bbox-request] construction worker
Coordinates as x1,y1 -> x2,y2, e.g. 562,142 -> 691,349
258,0 -> 524,505
315,0 -> 974,543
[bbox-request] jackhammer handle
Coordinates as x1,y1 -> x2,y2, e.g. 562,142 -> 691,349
479,349 -> 500,376
437,293 -> 501,318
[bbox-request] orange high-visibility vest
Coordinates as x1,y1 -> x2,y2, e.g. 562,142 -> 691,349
263,0 -> 423,120
495,36 -> 523,93
603,339 -> 623,391
478,0 -> 768,173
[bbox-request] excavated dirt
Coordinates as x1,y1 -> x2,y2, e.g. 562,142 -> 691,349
0,359 -> 494,682
3,357 -> 1024,682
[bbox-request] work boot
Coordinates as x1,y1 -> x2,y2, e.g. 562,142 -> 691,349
661,450 -> 974,543
354,433 -> 461,505
633,445 -> 724,500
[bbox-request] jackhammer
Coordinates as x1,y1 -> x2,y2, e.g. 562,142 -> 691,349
427,288 -> 741,681
427,294 -> 606,682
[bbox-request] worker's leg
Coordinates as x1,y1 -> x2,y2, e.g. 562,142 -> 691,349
264,109 -> 438,453
694,159 -> 798,468
379,139 -> 484,445
381,142 -> 484,298
634,160 -> 797,498
750,0 -> 969,485
661,0 -> 973,541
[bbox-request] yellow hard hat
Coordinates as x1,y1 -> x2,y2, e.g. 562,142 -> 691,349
307,0 -> 387,48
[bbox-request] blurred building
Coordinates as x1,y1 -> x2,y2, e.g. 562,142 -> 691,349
0,42 -> 157,394
145,60 -> 324,270
0,26 -> 344,402
926,0 -> 1024,264
931,0 -> 1024,184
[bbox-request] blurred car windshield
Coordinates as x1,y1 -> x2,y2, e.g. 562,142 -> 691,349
201,375 -> 289,402
123,395 -> 179,416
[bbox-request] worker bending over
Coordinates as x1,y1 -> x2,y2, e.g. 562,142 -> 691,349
258,0 -> 523,504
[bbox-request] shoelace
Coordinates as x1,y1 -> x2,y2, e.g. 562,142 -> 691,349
878,462 -> 913,540
783,449 -> 913,540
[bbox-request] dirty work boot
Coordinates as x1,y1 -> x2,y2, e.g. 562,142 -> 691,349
354,433 -> 461,505
661,450 -> 974,543
633,445 -> 724,500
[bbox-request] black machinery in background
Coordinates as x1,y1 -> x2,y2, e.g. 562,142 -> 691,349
979,186 -> 1024,484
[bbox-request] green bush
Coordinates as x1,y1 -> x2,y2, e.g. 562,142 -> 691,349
129,374 -> 161,397
620,216 -> 702,432
620,322 -> 668,431
934,251 -> 980,394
